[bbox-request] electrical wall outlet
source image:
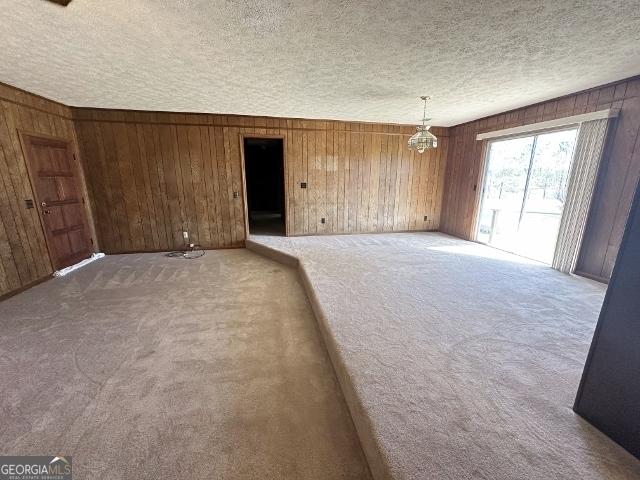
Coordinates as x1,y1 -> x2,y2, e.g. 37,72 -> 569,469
182,231 -> 189,240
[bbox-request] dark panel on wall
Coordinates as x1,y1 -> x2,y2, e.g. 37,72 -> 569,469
244,138 -> 285,216
72,109 -> 449,253
440,76 -> 640,281
574,177 -> 640,459
0,83 -> 95,298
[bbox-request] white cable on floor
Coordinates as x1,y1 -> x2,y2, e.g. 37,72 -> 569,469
166,244 -> 205,259
53,252 -> 105,277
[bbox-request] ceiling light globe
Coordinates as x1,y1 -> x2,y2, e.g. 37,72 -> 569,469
408,126 -> 437,153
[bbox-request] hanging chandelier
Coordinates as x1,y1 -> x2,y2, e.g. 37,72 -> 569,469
408,96 -> 437,153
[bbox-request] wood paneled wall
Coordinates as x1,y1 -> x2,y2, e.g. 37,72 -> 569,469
0,83 -> 91,297
4,75 -> 638,294
72,109 -> 449,253
441,76 -> 640,281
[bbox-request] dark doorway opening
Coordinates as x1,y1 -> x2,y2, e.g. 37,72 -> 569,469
243,138 -> 285,235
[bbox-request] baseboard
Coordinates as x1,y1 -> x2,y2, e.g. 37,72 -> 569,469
286,227 -> 439,238
574,270 -> 610,284
1,244 -> 246,301
104,244 -> 245,255
0,274 -> 53,302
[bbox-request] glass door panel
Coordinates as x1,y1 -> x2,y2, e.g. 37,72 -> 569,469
518,129 -> 578,263
476,128 -> 578,264
476,136 -> 535,252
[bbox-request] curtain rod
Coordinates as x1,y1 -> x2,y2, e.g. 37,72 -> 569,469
476,108 -> 619,141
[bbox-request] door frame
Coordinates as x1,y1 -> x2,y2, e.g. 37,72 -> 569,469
469,140 -> 490,240
239,133 -> 289,237
18,130 -> 96,270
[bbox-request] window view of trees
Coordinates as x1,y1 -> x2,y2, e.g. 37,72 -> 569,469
477,128 -> 578,264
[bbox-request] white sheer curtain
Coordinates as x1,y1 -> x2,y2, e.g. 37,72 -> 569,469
552,118 -> 610,273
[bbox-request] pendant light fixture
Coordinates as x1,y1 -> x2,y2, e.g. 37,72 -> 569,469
408,96 -> 437,153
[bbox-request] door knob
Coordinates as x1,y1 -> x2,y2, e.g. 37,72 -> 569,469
41,201 -> 47,207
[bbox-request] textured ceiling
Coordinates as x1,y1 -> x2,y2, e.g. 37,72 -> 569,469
1,0 -> 640,126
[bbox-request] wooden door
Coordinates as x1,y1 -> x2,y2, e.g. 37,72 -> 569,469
22,134 -> 92,270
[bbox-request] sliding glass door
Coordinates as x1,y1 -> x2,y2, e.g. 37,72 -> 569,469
476,128 -> 578,264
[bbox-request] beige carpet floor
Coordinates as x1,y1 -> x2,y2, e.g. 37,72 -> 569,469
0,249 -> 371,479
247,232 -> 640,480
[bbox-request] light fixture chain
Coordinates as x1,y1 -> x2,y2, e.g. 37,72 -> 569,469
422,98 -> 427,127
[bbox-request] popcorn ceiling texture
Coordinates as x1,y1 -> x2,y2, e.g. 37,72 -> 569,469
1,0 -> 640,126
